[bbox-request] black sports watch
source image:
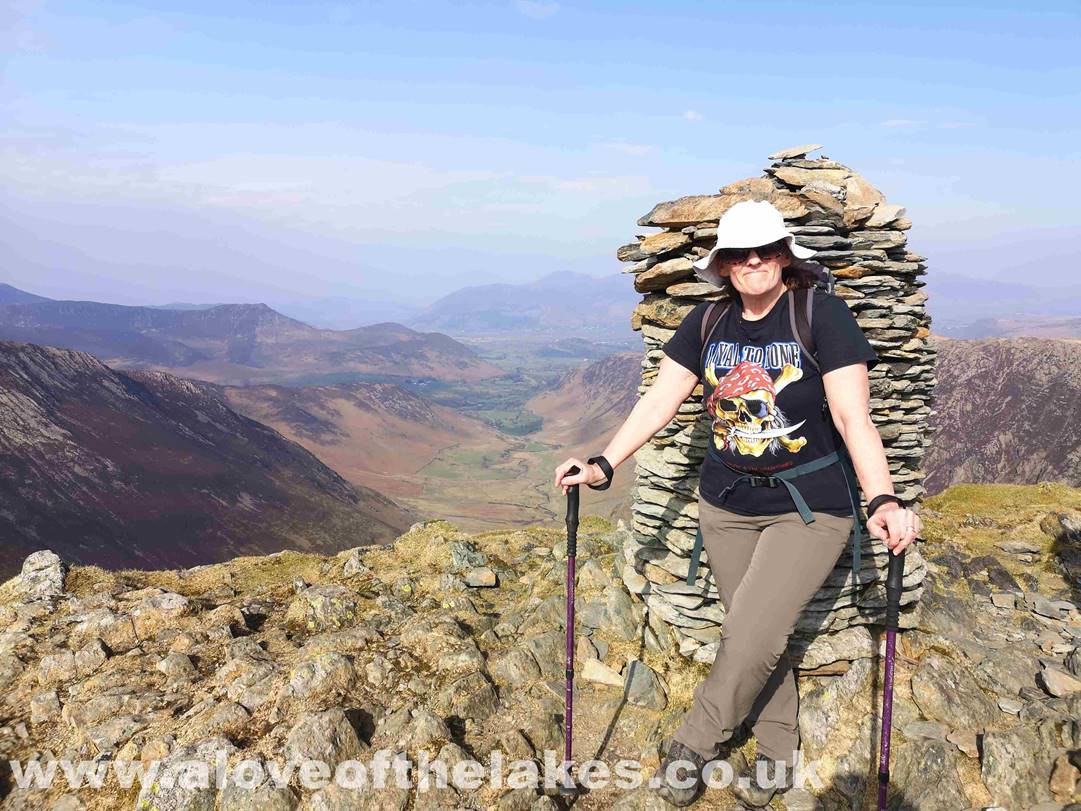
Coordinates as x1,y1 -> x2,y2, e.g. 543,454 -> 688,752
867,494 -> 905,516
586,455 -> 614,491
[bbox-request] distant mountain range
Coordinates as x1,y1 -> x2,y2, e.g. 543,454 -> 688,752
0,341 -> 414,577
408,271 -> 640,340
276,296 -> 424,331
144,297 -> 425,329
12,264 -> 1081,344
4,275 -> 1079,555
948,316 -> 1081,340
0,287 -> 504,386
85,271 -> 641,341
924,272 -> 1081,338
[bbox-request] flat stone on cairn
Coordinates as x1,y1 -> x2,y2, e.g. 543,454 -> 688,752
617,145 -> 930,662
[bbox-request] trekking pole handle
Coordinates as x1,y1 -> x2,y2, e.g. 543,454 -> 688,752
884,548 -> 905,631
565,465 -> 580,558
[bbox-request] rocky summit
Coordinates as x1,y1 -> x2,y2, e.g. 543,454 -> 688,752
0,482 -> 1078,810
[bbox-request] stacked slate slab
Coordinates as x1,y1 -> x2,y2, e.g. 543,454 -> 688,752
617,145 -> 929,664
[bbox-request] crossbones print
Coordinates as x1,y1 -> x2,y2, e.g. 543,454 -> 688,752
703,360 -> 808,457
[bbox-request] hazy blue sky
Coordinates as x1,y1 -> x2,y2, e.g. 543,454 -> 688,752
2,0 -> 1079,306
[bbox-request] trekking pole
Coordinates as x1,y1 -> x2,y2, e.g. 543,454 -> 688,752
877,547 -> 906,810
561,465 -> 581,797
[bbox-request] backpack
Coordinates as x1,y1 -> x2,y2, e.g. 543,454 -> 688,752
685,269 -> 868,587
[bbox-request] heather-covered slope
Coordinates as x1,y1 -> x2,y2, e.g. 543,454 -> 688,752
528,352 -> 641,448
0,341 -> 414,577
926,337 -> 1081,494
221,380 -> 502,502
528,352 -> 641,522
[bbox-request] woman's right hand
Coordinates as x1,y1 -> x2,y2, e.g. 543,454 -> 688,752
553,457 -> 608,496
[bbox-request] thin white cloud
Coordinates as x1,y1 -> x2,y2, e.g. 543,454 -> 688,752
1,0 -> 48,54
513,172 -> 652,197
515,0 -> 559,19
0,138 -> 656,247
683,110 -> 704,122
879,119 -> 976,131
600,140 -> 655,157
327,4 -> 353,24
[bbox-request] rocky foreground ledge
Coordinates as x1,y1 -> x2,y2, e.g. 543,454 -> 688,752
1,483 -> 1079,811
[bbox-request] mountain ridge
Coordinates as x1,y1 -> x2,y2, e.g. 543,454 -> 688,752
0,293 -> 503,386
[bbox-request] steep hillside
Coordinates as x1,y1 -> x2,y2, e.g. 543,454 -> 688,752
529,352 -> 641,521
221,381 -> 501,502
926,337 -> 1081,494
0,341 -> 414,577
529,352 -> 641,447
0,297 -> 504,385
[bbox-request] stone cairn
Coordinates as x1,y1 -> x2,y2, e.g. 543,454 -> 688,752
617,144 -> 930,666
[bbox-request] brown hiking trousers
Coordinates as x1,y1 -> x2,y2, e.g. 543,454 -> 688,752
672,497 -> 853,764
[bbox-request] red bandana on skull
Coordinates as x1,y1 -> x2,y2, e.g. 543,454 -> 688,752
713,360 -> 776,399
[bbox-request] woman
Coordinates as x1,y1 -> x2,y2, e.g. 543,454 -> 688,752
553,199 -> 921,807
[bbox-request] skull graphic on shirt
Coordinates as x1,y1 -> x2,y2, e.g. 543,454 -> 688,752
704,360 -> 808,457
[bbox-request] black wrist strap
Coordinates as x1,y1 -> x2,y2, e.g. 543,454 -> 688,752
867,494 -> 905,516
586,455 -> 613,491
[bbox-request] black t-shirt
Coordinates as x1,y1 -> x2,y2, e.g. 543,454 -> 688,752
662,289 -> 879,517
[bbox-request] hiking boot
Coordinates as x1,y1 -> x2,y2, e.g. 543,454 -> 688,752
730,753 -> 794,807
650,738 -> 709,807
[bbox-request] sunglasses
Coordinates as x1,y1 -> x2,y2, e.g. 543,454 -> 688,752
714,240 -> 787,263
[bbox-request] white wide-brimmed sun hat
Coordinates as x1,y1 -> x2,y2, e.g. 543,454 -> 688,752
693,199 -> 822,287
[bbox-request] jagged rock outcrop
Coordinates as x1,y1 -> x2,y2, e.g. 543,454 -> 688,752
617,145 -> 933,660
0,486 -> 1077,810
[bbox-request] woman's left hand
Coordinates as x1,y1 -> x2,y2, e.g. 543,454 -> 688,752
866,503 -> 921,555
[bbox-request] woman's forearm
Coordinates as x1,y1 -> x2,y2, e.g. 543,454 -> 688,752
598,391 -> 679,471
838,416 -> 896,501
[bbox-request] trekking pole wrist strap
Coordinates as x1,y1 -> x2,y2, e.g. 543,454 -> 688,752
586,455 -> 613,491
867,494 -> 905,516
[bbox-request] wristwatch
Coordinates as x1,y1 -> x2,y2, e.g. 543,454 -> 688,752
586,455 -> 614,491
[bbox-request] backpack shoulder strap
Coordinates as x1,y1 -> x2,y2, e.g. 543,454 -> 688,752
698,299 -> 732,373
699,301 -> 718,346
788,287 -> 818,372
